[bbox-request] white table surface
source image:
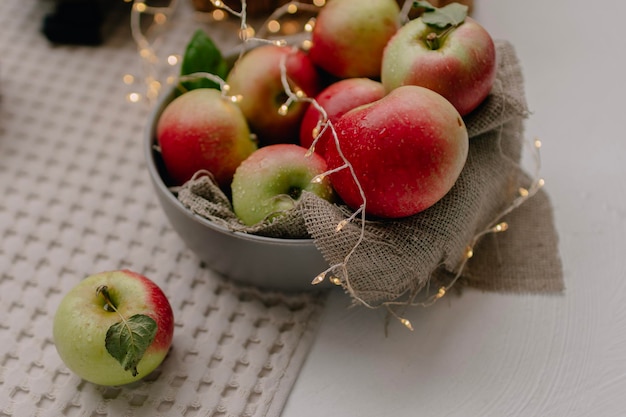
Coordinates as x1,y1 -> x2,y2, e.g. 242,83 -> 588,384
283,1 -> 626,416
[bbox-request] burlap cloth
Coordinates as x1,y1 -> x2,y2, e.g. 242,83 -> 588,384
178,40 -> 565,308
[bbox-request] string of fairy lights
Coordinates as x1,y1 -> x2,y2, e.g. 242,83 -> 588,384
129,0 -> 545,330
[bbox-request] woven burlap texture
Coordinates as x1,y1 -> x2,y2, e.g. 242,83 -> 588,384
178,40 -> 565,307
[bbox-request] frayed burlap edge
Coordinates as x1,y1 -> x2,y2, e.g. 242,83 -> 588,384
175,40 -> 565,310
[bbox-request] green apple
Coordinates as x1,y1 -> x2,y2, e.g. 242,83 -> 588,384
231,144 -> 334,226
53,270 -> 174,386
156,88 -> 257,188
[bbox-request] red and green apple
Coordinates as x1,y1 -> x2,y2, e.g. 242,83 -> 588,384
324,85 -> 469,218
225,44 -> 323,146
156,88 -> 257,188
299,77 -> 386,157
53,270 -> 174,386
381,3 -> 496,116
308,0 -> 400,79
231,144 -> 334,226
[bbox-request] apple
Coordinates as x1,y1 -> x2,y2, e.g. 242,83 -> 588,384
156,88 -> 257,188
308,0 -> 400,79
225,44 -> 323,146
308,0 -> 400,78
231,144 -> 335,226
53,270 -> 174,386
299,77 -> 385,157
381,13 -> 496,116
324,85 -> 468,218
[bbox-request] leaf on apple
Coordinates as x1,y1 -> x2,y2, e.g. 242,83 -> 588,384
105,314 -> 157,377
179,29 -> 229,93
413,1 -> 468,28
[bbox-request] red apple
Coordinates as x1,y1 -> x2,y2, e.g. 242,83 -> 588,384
53,270 -> 174,386
324,85 -> 468,218
299,77 -> 385,157
308,0 -> 400,79
225,44 -> 323,146
231,144 -> 334,226
381,15 -> 496,116
156,88 -> 257,187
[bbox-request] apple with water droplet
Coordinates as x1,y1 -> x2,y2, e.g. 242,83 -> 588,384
226,44 -> 323,146
381,5 -> 496,116
53,270 -> 174,386
156,88 -> 257,188
324,85 -> 469,218
299,77 -> 386,157
231,144 -> 335,226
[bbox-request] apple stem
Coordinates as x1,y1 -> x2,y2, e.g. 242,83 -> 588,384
424,25 -> 458,50
97,285 -> 118,313
425,32 -> 440,50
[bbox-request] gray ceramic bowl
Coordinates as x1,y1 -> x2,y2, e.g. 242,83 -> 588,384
144,88 -> 331,291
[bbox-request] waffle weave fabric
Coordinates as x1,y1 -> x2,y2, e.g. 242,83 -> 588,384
0,1 -> 325,416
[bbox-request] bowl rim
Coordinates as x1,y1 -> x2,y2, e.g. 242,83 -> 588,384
144,85 -> 319,248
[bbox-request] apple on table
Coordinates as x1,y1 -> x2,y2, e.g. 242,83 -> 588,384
324,85 -> 469,219
231,144 -> 335,226
53,270 -> 174,386
381,1 -> 496,116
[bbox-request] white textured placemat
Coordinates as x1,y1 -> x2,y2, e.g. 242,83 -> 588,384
0,1 -> 326,415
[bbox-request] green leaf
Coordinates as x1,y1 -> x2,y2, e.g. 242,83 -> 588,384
414,1 -> 468,29
179,29 -> 229,92
105,314 -> 157,377
413,1 -> 437,12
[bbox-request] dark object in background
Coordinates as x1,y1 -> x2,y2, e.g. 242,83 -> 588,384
42,1 -> 105,45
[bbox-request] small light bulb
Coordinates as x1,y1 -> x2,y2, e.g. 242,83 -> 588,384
436,287 -> 446,299
336,219 -> 349,232
212,9 -> 226,20
400,318 -> 414,331
278,104 -> 289,116
311,173 -> 325,184
311,272 -> 325,285
493,222 -> 509,233
167,54 -> 179,66
154,12 -> 167,25
267,20 -> 281,33
304,19 -> 315,32
330,276 -> 342,286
